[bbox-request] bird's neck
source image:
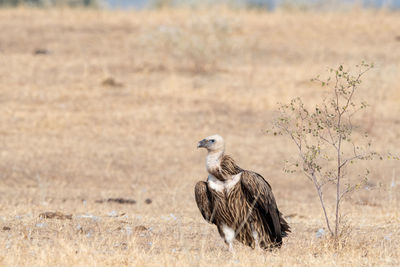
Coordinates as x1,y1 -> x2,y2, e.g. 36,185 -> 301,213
206,150 -> 224,175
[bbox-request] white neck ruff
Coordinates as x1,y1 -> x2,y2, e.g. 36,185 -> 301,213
206,150 -> 223,173
207,172 -> 242,193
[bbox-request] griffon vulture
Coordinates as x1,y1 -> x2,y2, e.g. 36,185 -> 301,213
195,135 -> 290,251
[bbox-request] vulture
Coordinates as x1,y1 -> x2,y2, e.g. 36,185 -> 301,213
195,135 -> 290,251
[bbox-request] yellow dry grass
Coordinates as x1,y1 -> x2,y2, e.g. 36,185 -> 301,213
0,7 -> 399,266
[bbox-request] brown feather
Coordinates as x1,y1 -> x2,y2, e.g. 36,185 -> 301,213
194,181 -> 214,223
241,171 -> 291,247
208,155 -> 243,181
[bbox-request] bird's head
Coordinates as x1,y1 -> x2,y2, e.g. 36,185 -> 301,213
197,134 -> 225,152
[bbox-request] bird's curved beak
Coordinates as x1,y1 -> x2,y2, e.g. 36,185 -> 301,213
197,139 -> 206,148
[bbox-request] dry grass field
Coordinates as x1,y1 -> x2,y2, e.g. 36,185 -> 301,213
0,7 -> 399,266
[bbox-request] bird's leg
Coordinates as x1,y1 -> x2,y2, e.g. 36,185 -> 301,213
228,242 -> 234,253
221,224 -> 236,254
251,223 -> 260,251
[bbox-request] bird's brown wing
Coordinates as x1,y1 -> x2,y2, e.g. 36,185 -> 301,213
194,181 -> 214,224
240,171 -> 289,245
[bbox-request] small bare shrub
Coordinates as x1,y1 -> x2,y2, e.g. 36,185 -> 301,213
271,62 -> 379,241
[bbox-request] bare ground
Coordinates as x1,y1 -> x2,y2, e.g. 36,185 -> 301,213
0,7 -> 399,266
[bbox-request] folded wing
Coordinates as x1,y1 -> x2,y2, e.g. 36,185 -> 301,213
240,171 -> 290,246
194,181 -> 214,224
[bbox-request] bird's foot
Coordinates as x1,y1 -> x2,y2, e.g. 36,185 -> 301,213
228,242 -> 235,254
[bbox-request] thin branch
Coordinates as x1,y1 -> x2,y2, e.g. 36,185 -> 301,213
313,173 -> 333,235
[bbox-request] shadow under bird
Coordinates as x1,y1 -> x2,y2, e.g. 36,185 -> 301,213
195,135 -> 290,251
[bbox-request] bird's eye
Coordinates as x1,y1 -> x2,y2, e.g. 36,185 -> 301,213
210,139 -> 215,143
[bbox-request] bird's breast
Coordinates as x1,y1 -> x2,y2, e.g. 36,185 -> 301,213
207,175 -> 225,193
208,173 -> 251,231
207,172 -> 242,194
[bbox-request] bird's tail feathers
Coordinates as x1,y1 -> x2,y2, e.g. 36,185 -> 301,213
279,212 -> 291,238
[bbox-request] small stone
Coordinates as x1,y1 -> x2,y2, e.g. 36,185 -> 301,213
106,198 -> 136,204
101,77 -> 123,87
134,225 -> 148,232
39,211 -> 72,220
76,214 -> 100,222
316,228 -> 325,238
108,210 -> 118,217
36,223 -> 47,228
33,48 -> 50,55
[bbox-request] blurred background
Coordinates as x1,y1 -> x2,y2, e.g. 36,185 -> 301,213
1,0 -> 400,9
